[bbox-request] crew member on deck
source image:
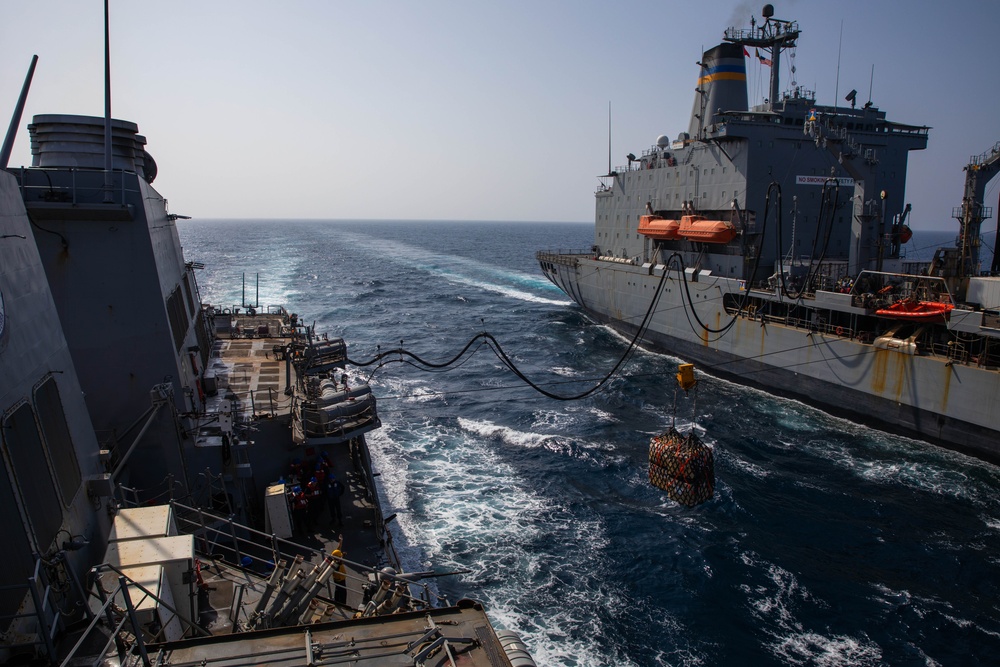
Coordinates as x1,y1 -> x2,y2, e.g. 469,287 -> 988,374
331,535 -> 347,606
326,474 -> 346,529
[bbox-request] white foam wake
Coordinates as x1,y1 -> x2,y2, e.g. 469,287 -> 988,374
366,415 -> 653,666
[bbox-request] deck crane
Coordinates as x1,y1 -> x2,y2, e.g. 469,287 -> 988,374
954,141 -> 1000,277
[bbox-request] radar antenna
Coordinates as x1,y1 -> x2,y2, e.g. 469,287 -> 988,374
723,4 -> 800,109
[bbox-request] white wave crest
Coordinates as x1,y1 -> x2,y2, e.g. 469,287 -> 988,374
457,417 -> 550,449
366,417 -> 658,667
740,553 -> 883,665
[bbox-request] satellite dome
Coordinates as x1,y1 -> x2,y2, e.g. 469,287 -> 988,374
656,135 -> 670,148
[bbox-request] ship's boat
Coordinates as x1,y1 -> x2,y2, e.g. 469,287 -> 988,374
638,214 -> 681,240
875,300 -> 954,323
301,380 -> 379,440
301,337 -> 347,374
676,215 -> 738,243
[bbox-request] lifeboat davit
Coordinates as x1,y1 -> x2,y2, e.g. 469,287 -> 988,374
875,300 -> 954,323
676,215 -> 737,243
637,215 -> 681,240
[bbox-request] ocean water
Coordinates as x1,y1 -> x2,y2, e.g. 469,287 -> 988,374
178,220 -> 1000,666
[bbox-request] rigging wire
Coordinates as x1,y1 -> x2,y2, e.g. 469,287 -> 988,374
776,178 -> 839,300
368,335 -> 885,405
346,265 -> 676,401
329,181 -> 980,407
338,188 -> 792,400
663,192 -> 771,341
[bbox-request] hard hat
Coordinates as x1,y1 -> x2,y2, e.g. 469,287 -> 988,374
332,549 -> 342,558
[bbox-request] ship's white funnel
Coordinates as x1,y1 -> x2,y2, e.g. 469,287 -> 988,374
688,43 -> 748,139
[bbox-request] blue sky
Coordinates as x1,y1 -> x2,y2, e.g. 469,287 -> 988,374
2,0 -> 999,232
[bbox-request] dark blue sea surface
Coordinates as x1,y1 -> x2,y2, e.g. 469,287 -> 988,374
178,220 -> 1000,666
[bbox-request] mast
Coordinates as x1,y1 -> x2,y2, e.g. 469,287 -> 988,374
103,0 -> 114,202
723,4 -> 800,108
0,55 -> 38,170
954,141 -> 1000,279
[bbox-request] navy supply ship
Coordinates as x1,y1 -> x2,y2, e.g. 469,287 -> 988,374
0,16 -> 533,666
538,4 -> 1000,462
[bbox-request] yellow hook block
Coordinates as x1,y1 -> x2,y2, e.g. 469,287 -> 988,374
676,363 -> 697,392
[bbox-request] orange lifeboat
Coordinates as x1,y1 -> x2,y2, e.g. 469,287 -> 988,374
676,215 -> 738,243
637,215 -> 681,240
875,300 -> 954,323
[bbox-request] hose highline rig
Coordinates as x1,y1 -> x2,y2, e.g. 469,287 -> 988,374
346,184 -> 802,401
347,256 -> 675,401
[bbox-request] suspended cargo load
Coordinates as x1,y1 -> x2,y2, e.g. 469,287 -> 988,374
648,428 -> 714,506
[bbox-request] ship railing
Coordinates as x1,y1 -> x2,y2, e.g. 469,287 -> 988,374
536,249 -> 593,266
781,314 -> 987,365
14,166 -> 140,208
851,271 -> 955,304
215,387 -> 294,420
969,141 -> 1000,167
0,555 -> 63,663
809,110 -> 929,138
767,312 -> 840,338
227,313 -> 294,340
923,341 -> 998,368
55,561 -> 212,667
165,501 -> 433,614
929,341 -> 969,365
952,204 -> 994,221
724,22 -> 800,43
249,386 -> 283,418
782,314 -> 840,336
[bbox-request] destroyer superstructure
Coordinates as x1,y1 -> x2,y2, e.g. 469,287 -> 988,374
538,5 -> 1000,461
0,10 -> 533,664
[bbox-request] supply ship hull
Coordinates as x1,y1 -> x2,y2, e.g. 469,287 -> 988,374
537,254 -> 1000,458
538,5 -> 1000,462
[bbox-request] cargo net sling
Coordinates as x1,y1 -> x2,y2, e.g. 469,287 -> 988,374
648,428 -> 714,506
648,364 -> 714,506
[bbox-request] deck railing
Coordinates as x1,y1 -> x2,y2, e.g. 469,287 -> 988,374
536,250 -> 593,267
